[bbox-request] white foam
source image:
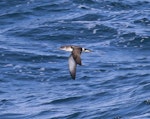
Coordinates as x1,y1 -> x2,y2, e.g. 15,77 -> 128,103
4,64 -> 13,67
39,67 -> 45,71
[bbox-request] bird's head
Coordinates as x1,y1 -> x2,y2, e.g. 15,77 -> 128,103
60,46 -> 73,52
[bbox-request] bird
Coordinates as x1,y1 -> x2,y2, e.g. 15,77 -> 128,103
60,45 -> 91,79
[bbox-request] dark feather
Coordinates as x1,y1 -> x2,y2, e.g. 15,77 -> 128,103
72,47 -> 82,65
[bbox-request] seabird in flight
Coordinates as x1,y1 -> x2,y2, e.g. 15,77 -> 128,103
60,45 -> 91,79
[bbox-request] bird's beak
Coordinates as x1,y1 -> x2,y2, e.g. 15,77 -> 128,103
59,47 -> 63,50
59,46 -> 65,50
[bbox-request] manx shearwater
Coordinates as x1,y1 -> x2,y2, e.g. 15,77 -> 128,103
60,45 -> 91,79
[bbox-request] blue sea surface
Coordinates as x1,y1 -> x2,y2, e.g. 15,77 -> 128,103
0,0 -> 150,119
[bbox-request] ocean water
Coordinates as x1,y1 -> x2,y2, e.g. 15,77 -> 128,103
0,0 -> 150,119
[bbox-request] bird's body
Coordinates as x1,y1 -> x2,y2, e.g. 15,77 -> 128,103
60,45 -> 91,79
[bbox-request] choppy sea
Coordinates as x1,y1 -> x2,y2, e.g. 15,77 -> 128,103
0,0 -> 150,119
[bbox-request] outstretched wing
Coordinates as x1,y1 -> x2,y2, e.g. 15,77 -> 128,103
72,48 -> 82,65
68,54 -> 77,79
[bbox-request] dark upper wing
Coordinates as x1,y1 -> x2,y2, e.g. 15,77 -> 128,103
72,48 -> 82,65
68,54 -> 76,79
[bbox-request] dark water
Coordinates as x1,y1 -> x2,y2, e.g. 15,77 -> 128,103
0,0 -> 150,119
